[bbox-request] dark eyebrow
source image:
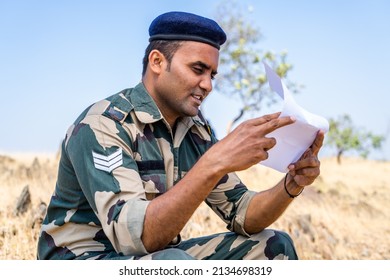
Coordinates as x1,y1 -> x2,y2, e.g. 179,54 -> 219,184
193,61 -> 218,76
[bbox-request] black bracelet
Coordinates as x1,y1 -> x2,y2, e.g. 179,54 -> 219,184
284,174 -> 304,198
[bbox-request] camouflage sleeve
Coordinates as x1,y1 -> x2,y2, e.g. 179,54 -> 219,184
205,173 -> 256,237
65,111 -> 149,256
204,132 -> 257,236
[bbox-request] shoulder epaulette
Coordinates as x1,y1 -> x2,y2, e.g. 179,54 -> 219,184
103,89 -> 134,124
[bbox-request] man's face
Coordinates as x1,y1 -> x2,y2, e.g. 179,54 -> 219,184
154,41 -> 219,125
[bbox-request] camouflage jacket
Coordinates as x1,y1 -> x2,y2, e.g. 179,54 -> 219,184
37,83 -> 255,259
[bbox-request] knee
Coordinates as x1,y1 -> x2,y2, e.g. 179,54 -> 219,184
151,248 -> 195,260
263,230 -> 298,260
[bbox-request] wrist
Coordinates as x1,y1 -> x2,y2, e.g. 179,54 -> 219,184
201,145 -> 230,177
284,173 -> 304,198
195,150 -> 227,182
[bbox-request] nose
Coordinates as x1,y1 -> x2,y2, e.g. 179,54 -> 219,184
199,76 -> 213,93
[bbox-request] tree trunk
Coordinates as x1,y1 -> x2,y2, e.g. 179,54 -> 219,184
337,150 -> 343,164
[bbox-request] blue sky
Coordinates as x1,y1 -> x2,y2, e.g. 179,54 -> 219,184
1,0 -> 389,160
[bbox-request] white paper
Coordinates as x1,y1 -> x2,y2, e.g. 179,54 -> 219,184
260,63 -> 329,172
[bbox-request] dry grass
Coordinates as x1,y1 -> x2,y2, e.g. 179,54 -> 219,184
1,153 -> 389,259
183,157 -> 390,259
0,153 -> 58,259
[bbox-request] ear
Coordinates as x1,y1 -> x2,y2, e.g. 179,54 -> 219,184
148,50 -> 165,74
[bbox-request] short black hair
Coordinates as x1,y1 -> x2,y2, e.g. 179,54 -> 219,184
142,40 -> 183,76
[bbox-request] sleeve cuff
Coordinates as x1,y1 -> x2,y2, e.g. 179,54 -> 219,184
123,199 -> 150,255
229,190 -> 257,237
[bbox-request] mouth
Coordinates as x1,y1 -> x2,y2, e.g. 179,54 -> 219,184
191,93 -> 204,100
191,93 -> 204,106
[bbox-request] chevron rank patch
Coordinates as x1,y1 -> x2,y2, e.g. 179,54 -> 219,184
92,148 -> 123,173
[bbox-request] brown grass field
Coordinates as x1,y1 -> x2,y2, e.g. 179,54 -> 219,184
1,152 -> 389,260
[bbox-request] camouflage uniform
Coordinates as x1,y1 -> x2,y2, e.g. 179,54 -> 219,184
37,83 -> 298,260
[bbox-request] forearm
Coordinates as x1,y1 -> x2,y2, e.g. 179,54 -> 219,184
141,152 -> 226,252
142,114 -> 300,250
243,132 -> 323,234
244,174 -> 304,234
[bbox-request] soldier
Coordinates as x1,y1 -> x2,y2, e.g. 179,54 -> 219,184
37,11 -> 324,260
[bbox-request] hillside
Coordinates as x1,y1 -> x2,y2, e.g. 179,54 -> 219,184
1,153 -> 389,259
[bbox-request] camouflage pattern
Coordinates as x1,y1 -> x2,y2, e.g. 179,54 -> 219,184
37,83 -> 297,260
136,229 -> 297,260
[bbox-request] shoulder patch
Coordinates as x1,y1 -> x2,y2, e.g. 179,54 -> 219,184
103,90 -> 134,124
106,106 -> 126,122
92,148 -> 123,173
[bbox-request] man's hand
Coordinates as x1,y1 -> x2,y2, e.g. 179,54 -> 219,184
243,129 -> 325,233
287,130 -> 325,187
207,112 -> 295,175
143,112 -> 295,252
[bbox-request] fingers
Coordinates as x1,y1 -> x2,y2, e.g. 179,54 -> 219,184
263,116 -> 296,135
291,172 -> 319,187
288,149 -> 321,186
290,150 -> 320,171
290,164 -> 320,178
311,130 -> 325,156
262,137 -> 277,152
288,164 -> 320,187
248,112 -> 295,135
290,129 -> 325,171
250,112 -> 281,125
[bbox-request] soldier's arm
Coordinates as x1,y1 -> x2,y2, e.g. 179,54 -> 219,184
243,130 -> 324,234
142,113 -> 295,252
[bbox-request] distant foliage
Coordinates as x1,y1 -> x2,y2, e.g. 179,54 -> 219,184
326,114 -> 385,163
213,1 -> 300,132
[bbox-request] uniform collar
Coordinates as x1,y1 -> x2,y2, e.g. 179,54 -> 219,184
127,82 -> 206,127
127,83 -> 164,124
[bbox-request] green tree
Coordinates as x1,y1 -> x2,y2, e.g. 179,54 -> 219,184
326,114 -> 385,164
213,1 -> 299,132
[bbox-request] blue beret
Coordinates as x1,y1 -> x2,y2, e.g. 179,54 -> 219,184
149,11 -> 227,50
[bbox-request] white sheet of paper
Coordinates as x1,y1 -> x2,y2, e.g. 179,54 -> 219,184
260,63 -> 329,172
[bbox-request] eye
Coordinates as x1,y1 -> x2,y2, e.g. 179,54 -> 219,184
193,66 -> 204,74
